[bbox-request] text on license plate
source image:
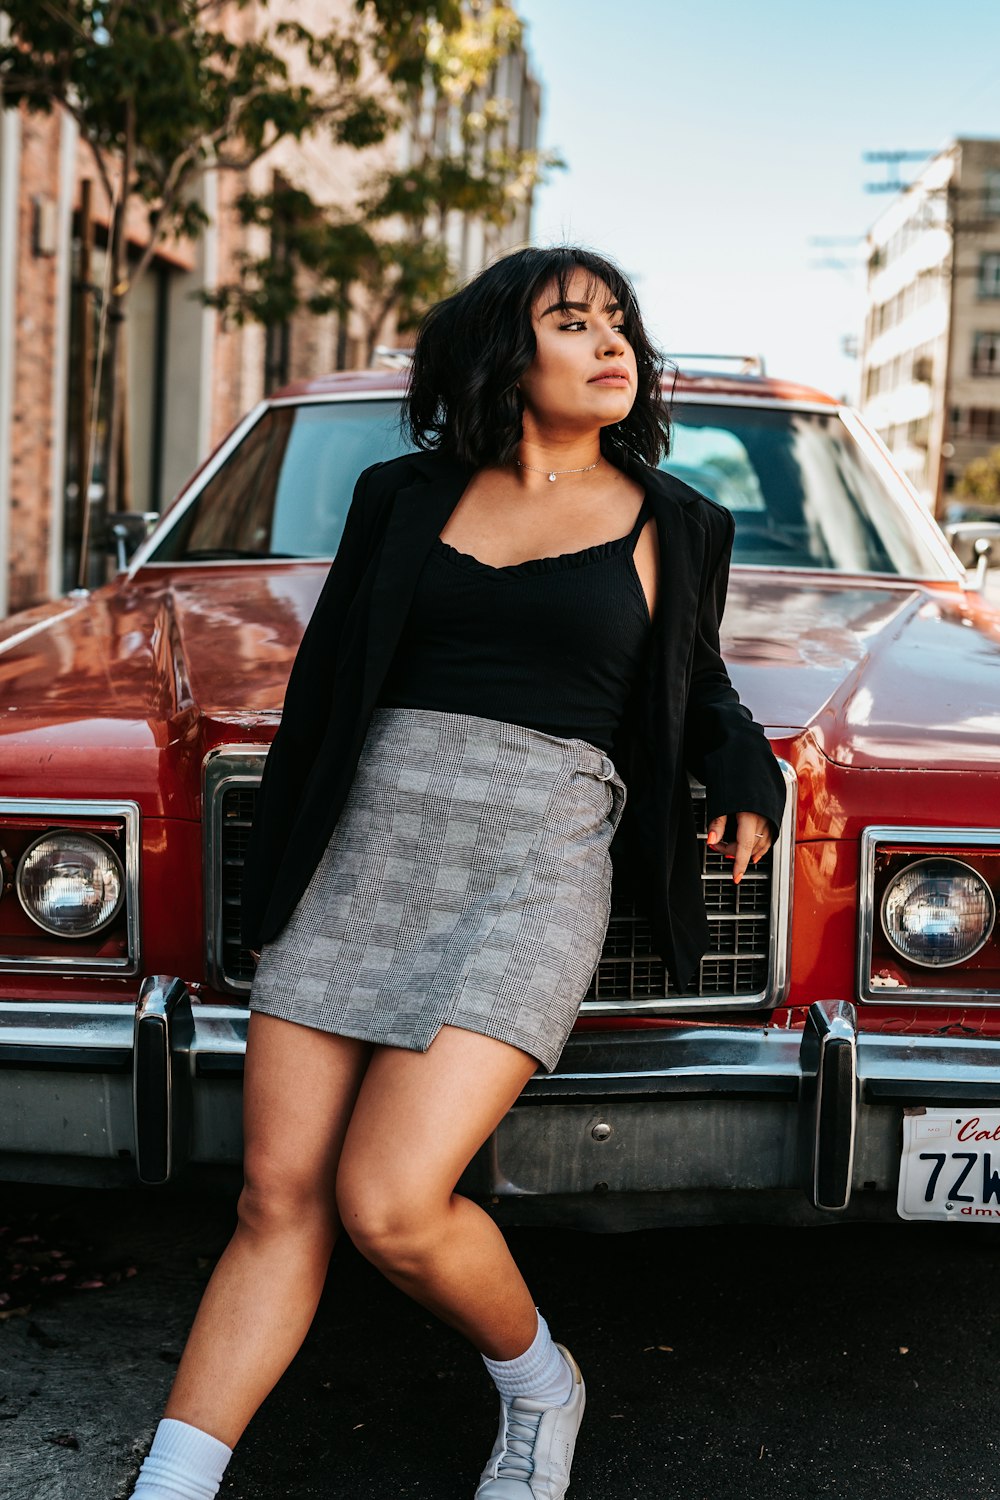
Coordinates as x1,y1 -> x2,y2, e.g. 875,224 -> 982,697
898,1107 -> 1000,1222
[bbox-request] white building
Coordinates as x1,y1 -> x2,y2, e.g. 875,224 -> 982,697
858,137 -> 1000,515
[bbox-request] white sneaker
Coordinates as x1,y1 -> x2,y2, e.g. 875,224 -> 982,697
474,1343 -> 586,1499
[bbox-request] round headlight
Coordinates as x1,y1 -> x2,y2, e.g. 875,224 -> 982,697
16,832 -> 125,937
881,857 -> 995,968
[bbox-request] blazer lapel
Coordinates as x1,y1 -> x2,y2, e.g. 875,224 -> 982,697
609,453 -> 710,854
621,448 -> 705,726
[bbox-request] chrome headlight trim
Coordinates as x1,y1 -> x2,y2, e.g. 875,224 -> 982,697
859,826 -> 1000,1003
879,855 -> 995,969
0,798 -> 140,974
16,830 -> 126,937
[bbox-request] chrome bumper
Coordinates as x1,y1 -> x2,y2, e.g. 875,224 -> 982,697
3,987 -> 1000,1220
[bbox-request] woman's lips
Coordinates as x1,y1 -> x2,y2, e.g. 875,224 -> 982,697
589,375 -> 630,385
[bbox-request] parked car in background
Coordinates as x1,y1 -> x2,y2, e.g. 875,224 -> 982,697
2,357 -> 1000,1229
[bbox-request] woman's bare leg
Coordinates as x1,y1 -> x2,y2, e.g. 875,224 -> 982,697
334,1024 -> 540,1360
161,1011 -> 374,1448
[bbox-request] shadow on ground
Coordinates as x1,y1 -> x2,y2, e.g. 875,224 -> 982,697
1,1182 -> 998,1500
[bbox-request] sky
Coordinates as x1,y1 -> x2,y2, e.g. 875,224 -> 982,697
522,0 -> 1000,405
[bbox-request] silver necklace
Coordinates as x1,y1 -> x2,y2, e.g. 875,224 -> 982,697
516,457 -> 602,483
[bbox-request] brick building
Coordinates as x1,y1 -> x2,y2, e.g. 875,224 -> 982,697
0,2 -> 541,616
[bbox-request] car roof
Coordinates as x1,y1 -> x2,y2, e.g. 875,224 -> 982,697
266,367 -> 842,408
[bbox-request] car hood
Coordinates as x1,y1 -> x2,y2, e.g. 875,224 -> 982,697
720,573 -> 1000,769
0,567 -> 322,815
0,568 -> 995,815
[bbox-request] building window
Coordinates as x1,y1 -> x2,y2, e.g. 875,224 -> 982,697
979,252 -> 1000,298
968,406 -> 1000,439
984,170 -> 1000,216
972,332 -> 1000,376
913,351 -> 933,383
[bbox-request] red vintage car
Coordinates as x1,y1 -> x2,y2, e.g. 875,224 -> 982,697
2,359 -> 999,1228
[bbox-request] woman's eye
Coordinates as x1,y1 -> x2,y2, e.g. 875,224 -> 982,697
561,321 -> 628,334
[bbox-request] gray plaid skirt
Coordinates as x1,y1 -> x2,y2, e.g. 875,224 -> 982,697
247,705 -> 627,1073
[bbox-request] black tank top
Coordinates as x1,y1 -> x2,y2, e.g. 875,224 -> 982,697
376,493 -> 655,754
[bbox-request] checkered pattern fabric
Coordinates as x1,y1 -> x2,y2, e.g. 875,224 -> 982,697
248,706 -> 626,1074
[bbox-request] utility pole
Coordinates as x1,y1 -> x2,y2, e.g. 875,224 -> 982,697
806,236 -> 867,403
76,179 -> 95,591
862,150 -> 937,195
934,176 -> 960,522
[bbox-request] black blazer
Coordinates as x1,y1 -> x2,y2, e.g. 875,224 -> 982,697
240,445 -> 788,990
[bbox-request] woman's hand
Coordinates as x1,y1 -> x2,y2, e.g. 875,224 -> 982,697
706,811 -> 773,883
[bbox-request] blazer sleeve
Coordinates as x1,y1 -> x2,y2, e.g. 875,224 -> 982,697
240,460 -> 384,948
682,505 -> 787,838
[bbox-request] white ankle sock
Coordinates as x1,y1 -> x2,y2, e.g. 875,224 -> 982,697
130,1416 -> 233,1499
481,1307 -> 574,1406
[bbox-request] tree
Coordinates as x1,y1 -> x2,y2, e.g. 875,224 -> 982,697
0,0 -> 462,538
204,1 -> 566,366
955,446 -> 1000,513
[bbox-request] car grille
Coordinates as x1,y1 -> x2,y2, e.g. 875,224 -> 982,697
583,790 -> 774,1008
219,786 -> 258,986
207,756 -> 792,1010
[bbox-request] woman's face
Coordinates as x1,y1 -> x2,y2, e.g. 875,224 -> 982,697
519,267 -> 638,438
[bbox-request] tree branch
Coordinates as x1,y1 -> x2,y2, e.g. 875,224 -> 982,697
36,0 -> 95,44
63,102 -> 118,203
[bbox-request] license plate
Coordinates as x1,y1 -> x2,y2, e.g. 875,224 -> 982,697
898,1107 -> 1000,1222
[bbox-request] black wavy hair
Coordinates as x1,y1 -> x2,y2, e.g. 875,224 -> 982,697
401,244 -> 675,469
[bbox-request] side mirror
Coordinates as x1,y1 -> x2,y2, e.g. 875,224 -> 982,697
942,519 -> 1000,579
972,536 -> 994,593
103,511 -> 161,569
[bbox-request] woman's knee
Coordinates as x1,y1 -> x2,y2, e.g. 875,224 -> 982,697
335,1159 -> 443,1270
237,1157 -> 340,1244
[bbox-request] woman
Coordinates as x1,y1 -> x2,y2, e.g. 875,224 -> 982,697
129,245 -> 786,1500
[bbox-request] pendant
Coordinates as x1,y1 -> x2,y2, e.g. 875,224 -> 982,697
548,472 -> 556,482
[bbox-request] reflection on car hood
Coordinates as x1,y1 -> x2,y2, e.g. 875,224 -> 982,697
721,573 -> 1000,768
0,569 -> 996,811
0,567 -> 322,815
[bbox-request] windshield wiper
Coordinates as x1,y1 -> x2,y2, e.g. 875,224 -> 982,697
182,548 -> 300,561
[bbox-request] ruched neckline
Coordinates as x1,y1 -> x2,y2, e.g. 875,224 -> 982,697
380,493 -> 655,753
432,531 -> 635,576
432,494 -> 654,576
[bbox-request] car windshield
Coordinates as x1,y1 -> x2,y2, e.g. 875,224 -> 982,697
145,398 -> 949,576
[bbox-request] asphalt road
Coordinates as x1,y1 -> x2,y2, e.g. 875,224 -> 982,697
2,1181 -> 999,1500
